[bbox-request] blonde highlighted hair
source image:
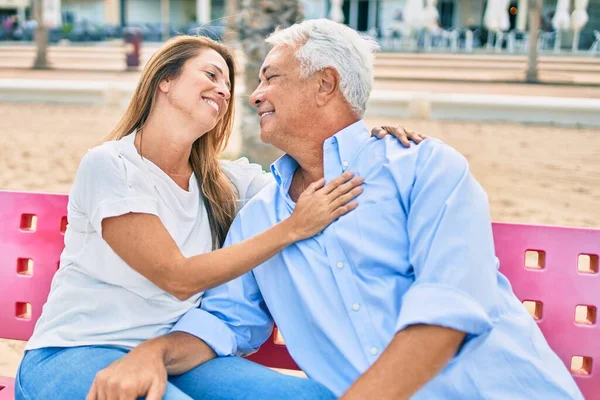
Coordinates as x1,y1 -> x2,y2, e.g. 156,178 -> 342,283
107,35 -> 237,249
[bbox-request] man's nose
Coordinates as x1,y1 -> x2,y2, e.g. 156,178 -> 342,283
249,87 -> 263,108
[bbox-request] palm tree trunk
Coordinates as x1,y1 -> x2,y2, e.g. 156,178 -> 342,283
33,0 -> 50,70
161,0 -> 170,42
236,0 -> 303,169
526,0 -> 543,83
224,0 -> 239,41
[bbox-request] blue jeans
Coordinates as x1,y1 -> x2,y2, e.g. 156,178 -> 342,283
16,346 -> 336,399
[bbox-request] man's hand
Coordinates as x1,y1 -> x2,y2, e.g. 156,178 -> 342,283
86,339 -> 168,400
86,331 -> 217,400
371,125 -> 427,147
341,324 -> 465,400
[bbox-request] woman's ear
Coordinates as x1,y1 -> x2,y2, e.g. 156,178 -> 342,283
158,78 -> 171,93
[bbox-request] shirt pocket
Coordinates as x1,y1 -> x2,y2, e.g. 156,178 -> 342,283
335,198 -> 412,277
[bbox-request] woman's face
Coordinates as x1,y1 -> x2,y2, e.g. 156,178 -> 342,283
159,48 -> 232,139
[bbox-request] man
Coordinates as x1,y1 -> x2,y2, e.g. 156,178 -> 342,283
90,20 -> 583,399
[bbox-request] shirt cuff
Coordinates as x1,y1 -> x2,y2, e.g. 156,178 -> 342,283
91,196 -> 159,236
396,283 -> 494,336
170,308 -> 238,357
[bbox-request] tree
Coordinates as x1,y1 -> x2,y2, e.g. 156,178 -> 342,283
235,0 -> 303,168
526,0 -> 543,83
33,0 -> 50,69
161,0 -> 171,42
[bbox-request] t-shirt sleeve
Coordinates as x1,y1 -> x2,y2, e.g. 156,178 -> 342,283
220,158 -> 274,206
71,145 -> 159,236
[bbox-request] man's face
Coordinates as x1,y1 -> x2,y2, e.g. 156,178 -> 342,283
249,45 -> 316,149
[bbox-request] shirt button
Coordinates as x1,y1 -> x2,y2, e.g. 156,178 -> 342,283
336,262 -> 344,269
370,347 -> 378,355
352,303 -> 360,311
342,161 -> 349,169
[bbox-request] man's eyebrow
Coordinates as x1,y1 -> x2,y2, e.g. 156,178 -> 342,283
260,65 -> 280,77
208,63 -> 231,89
258,65 -> 281,81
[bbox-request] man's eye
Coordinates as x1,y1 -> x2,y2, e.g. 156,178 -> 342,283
266,75 -> 277,81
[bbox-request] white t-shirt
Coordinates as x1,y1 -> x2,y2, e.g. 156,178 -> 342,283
26,131 -> 273,350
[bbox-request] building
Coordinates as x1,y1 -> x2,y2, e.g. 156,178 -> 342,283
0,0 -> 29,22
1,0 -> 599,49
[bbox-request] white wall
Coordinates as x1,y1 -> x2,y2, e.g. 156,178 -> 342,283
170,0 -> 196,25
457,0 -> 483,27
127,0 -> 198,26
62,0 -> 104,24
127,0 -> 160,24
302,0 -> 327,19
378,0 -> 403,35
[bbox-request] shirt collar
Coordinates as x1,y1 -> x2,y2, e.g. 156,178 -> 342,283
324,120 -> 370,170
270,153 -> 298,189
270,119 -> 370,188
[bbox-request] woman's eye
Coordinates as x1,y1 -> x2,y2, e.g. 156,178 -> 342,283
206,71 -> 216,80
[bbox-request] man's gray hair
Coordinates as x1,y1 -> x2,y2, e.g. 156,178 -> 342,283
266,19 -> 380,117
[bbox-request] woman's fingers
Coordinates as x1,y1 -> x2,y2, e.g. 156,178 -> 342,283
327,176 -> 364,201
329,186 -> 364,211
332,201 -> 358,218
321,171 -> 355,195
371,127 -> 387,138
302,177 -> 325,196
383,125 -> 411,147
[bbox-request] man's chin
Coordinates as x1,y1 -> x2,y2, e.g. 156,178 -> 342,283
259,129 -> 273,145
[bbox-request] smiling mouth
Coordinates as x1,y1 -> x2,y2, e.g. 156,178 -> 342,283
203,98 -> 219,113
260,111 -> 274,119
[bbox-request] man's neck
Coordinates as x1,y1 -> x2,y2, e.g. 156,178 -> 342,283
288,143 -> 323,202
286,112 -> 361,201
294,117 -> 360,179
295,147 -> 325,185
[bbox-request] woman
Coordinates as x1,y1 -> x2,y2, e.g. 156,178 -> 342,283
16,35 -> 423,400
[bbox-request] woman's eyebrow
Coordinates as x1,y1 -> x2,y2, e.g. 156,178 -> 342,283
208,63 -> 231,90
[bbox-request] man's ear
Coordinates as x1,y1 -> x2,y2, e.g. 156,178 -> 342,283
315,67 -> 339,107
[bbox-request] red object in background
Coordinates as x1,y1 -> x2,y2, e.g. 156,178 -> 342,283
124,28 -> 142,69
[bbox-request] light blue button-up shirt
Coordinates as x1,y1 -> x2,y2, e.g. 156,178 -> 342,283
173,120 -> 582,399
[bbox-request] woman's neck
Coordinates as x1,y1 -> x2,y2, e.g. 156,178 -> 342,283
134,115 -> 196,190
138,109 -> 198,168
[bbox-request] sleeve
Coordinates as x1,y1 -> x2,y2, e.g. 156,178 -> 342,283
170,214 -> 274,357
220,158 -> 274,206
395,140 -> 498,338
71,146 -> 159,236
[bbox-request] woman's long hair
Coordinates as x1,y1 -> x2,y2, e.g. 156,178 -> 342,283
106,35 -> 237,249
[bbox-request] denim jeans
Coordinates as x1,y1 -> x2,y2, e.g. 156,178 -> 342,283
16,346 -> 336,399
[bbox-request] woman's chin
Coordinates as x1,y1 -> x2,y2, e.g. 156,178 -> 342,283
194,117 -> 218,136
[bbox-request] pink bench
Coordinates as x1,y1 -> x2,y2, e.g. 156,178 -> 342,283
1,190 -> 599,399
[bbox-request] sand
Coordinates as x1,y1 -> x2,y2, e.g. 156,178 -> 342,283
1,103 -> 599,378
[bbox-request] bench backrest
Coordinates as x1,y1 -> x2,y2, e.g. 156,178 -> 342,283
1,191 -> 598,396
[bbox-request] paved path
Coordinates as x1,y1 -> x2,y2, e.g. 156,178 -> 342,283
0,68 -> 598,99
